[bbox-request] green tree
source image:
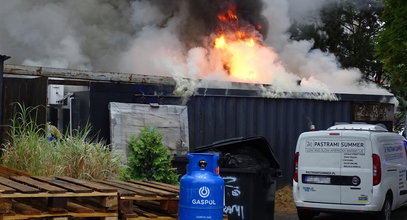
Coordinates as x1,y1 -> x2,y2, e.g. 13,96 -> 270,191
375,0 -> 407,100
290,0 -> 386,84
122,127 -> 178,184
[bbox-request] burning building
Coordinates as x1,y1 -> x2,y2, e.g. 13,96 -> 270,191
2,63 -> 396,187
0,0 -> 396,186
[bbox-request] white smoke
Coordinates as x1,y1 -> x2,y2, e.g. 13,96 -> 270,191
0,0 -> 390,98
130,1 -> 166,28
262,0 -> 389,95
0,0 -> 134,70
119,24 -> 186,75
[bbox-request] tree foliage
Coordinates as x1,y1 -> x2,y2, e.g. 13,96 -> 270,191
289,0 -> 407,130
121,127 -> 178,185
289,0 -> 386,84
375,0 -> 407,100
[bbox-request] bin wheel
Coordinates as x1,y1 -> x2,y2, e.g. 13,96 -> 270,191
297,209 -> 318,220
376,194 -> 392,220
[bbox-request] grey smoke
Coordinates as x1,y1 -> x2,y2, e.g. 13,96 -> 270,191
286,0 -> 383,25
287,0 -> 334,24
262,0 -> 388,95
0,0 -> 135,70
0,0 -> 390,97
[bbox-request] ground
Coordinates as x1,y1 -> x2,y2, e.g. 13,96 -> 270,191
275,207 -> 407,220
274,185 -> 407,219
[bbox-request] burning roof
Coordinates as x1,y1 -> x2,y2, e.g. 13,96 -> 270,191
0,0 -> 391,98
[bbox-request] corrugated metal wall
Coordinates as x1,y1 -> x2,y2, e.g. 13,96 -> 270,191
84,82 -> 392,186
187,96 -> 353,185
1,77 -> 47,142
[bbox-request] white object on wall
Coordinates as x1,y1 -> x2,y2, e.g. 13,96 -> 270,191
109,102 -> 189,163
48,85 -> 64,105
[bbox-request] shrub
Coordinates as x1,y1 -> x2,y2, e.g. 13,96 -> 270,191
121,127 -> 178,185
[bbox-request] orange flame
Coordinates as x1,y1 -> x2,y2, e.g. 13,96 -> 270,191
215,35 -> 226,49
217,3 -> 238,24
213,2 -> 263,82
217,9 -> 238,22
214,34 -> 260,81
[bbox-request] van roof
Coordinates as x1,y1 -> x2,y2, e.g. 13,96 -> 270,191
328,124 -> 388,131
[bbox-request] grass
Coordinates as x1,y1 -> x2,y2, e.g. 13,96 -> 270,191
1,103 -> 120,180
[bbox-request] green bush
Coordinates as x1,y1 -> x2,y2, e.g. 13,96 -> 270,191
121,127 -> 178,185
1,103 -> 120,180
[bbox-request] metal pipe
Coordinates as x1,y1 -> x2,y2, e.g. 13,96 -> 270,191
69,95 -> 74,136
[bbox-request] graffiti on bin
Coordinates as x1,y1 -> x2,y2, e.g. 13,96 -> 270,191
223,176 -> 241,197
224,205 -> 245,219
223,176 -> 245,219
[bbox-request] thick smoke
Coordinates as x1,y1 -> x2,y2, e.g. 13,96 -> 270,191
183,0 -> 268,39
286,0 -> 334,25
0,0 -> 390,98
262,0 -> 388,95
0,0 -> 135,70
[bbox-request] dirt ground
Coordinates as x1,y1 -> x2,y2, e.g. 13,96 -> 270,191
275,185 -> 297,214
273,185 -> 407,220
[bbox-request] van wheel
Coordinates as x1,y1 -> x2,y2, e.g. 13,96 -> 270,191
377,195 -> 392,220
297,209 -> 317,220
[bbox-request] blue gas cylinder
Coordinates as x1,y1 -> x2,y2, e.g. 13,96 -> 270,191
178,153 -> 224,220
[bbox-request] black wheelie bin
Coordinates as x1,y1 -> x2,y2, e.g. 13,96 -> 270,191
195,136 -> 281,220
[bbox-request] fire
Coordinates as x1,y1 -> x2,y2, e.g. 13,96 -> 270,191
215,35 -> 226,49
213,2 -> 263,82
214,34 -> 260,82
217,9 -> 238,22
216,3 -> 238,29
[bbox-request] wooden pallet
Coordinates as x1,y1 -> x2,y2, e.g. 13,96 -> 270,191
123,215 -> 229,220
0,176 -> 118,220
0,166 -> 31,178
125,218 -> 228,220
94,180 -> 180,220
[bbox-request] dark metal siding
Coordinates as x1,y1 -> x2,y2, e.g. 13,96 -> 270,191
86,82 -> 392,186
188,96 -> 353,186
2,77 -> 47,141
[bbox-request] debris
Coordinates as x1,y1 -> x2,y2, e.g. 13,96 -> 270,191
275,185 -> 296,214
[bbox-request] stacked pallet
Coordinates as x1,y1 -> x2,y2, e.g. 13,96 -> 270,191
95,180 -> 228,220
0,175 -> 228,220
0,176 -> 118,220
95,180 -> 179,220
0,166 -> 31,178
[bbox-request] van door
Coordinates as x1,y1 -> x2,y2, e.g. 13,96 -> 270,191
376,134 -> 407,206
340,131 -> 373,205
399,141 -> 407,204
298,131 -> 342,204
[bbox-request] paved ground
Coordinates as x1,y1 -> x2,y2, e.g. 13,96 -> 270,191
275,205 -> 407,220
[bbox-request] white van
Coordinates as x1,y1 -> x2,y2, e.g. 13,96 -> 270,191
293,124 -> 407,220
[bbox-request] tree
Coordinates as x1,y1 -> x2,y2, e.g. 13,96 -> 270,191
375,0 -> 407,100
290,0 -> 387,84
